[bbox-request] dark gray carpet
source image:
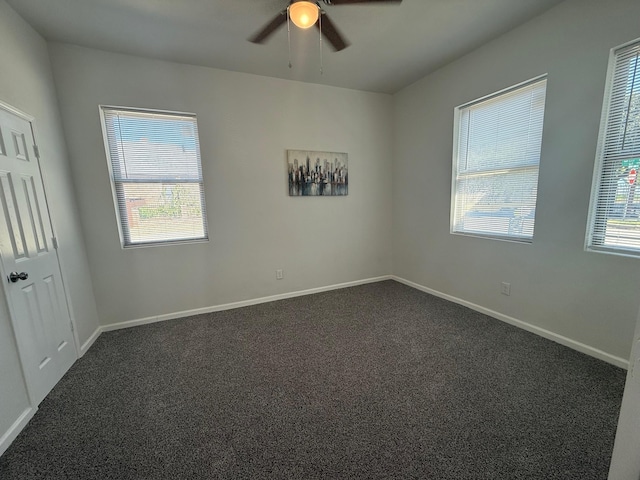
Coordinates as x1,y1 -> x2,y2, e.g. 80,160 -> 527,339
0,280 -> 625,479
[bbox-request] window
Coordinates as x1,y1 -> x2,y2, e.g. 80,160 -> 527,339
100,106 -> 208,247
587,39 -> 640,256
451,77 -> 547,242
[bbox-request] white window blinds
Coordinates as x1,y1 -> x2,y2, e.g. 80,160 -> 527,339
451,77 -> 547,242
587,39 -> 640,255
100,106 -> 208,247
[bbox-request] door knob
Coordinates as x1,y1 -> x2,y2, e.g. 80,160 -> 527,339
8,272 -> 28,283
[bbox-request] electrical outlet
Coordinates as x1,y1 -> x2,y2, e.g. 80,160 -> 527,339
500,282 -> 511,296
276,269 -> 283,280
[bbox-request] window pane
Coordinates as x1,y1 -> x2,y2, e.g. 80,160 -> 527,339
104,111 -> 202,181
452,78 -> 547,241
101,107 -> 208,247
120,182 -> 206,245
603,53 -> 640,159
588,41 -> 640,255
453,169 -> 538,239
460,83 -> 546,173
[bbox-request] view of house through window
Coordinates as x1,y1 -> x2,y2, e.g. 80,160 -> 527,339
100,107 -> 208,247
587,39 -> 640,255
451,77 -> 547,242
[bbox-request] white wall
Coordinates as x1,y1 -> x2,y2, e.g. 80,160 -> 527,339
48,44 -> 393,326
0,0 -> 100,452
393,0 -> 640,362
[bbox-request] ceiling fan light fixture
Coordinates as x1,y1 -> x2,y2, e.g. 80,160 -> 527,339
288,1 -> 319,29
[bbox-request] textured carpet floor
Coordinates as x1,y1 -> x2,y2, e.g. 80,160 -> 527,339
0,281 -> 626,479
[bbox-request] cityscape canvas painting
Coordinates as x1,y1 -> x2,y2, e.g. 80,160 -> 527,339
287,150 -> 348,196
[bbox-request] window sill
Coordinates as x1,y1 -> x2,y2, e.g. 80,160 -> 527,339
122,237 -> 209,249
450,230 -> 533,245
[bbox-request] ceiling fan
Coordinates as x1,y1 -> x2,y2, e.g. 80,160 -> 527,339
249,0 -> 402,52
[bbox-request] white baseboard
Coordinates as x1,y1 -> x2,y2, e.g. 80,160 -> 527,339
101,275 -> 393,332
79,327 -> 102,357
95,273 -> 627,369
0,407 -> 35,457
392,275 -> 629,369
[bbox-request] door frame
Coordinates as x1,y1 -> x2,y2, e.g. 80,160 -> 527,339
0,99 -> 80,405
608,304 -> 640,479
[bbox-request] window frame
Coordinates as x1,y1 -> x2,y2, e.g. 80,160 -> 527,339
99,105 -> 209,249
586,37 -> 640,258
450,75 -> 548,243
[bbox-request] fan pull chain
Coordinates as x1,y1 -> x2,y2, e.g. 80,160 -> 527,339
319,11 -> 323,75
287,10 -> 292,68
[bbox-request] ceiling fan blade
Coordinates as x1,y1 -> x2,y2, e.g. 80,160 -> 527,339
249,10 -> 287,44
323,0 -> 402,4
316,13 -> 349,51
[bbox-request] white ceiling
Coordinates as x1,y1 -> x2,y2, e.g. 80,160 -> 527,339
7,0 -> 566,94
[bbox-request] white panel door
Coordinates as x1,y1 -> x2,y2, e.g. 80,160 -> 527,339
0,105 -> 76,406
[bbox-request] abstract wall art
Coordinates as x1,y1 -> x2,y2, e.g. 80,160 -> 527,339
287,150 -> 348,197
